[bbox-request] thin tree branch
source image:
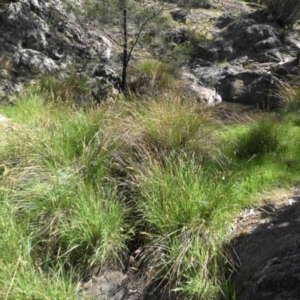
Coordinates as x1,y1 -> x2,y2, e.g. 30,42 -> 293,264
127,4 -> 166,64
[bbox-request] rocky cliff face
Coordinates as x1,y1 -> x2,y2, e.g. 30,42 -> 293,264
0,0 -> 118,104
187,8 -> 300,107
1,0 -> 300,107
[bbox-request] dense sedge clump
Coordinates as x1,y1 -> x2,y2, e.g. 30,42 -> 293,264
1,75 -> 300,299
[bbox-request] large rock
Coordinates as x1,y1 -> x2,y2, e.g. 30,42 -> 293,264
19,49 -> 58,74
182,72 -> 222,105
256,49 -> 282,63
217,70 -> 276,107
93,64 -> 121,86
192,63 -> 244,87
90,64 -> 121,102
229,22 -> 282,56
271,56 -> 300,78
166,28 -> 187,45
0,0 -> 116,103
194,20 -> 283,63
189,15 -> 300,107
191,62 -> 282,107
0,0 -> 49,53
216,13 -> 235,29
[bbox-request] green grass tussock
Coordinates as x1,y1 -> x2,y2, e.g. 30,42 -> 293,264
234,116 -> 282,159
134,158 -> 233,298
129,59 -> 181,94
32,74 -> 92,105
137,155 -> 225,234
0,195 -> 78,299
131,99 -> 212,155
1,77 -> 300,299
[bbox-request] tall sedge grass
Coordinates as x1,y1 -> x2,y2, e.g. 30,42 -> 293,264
0,195 -> 78,299
32,74 -> 92,105
0,88 -> 130,296
1,75 -> 300,299
279,78 -> 300,129
137,155 -> 219,234
7,167 -> 128,276
234,115 -> 282,159
132,151 -> 245,299
115,98 -> 214,164
128,59 -> 182,94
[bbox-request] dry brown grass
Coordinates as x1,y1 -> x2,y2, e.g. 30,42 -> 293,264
0,54 -> 15,74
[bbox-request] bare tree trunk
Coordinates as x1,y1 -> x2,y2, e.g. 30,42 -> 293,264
118,0 -> 165,92
121,5 -> 128,91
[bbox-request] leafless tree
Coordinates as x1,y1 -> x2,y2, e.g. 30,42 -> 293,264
71,0 -> 167,91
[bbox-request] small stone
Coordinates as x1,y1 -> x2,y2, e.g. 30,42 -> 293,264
288,198 -> 296,205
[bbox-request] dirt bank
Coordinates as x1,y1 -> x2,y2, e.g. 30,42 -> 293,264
229,189 -> 300,300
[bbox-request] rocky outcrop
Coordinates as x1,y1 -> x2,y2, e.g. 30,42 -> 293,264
90,64 -> 121,102
1,0 -> 300,108
0,0 -> 118,103
218,70 -> 276,107
19,49 -> 58,74
0,0 -> 55,73
182,72 -> 222,105
189,11 -> 300,107
166,28 -> 187,45
230,196 -> 300,300
216,13 -> 235,29
194,19 -> 283,63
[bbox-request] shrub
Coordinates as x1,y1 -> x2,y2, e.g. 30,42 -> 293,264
264,0 -> 300,28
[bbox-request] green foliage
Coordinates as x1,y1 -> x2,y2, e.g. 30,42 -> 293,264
136,59 -> 177,78
80,0 -> 121,24
187,25 -> 213,45
171,41 -> 195,66
0,97 -> 102,167
0,196 -> 78,299
168,25 -> 212,67
137,155 -> 228,234
2,82 -> 300,299
281,80 -> 300,113
125,98 -> 212,158
263,0 -> 300,28
16,177 -> 127,275
235,116 -> 281,159
140,12 -> 173,57
77,0 -> 151,26
0,97 -> 128,277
